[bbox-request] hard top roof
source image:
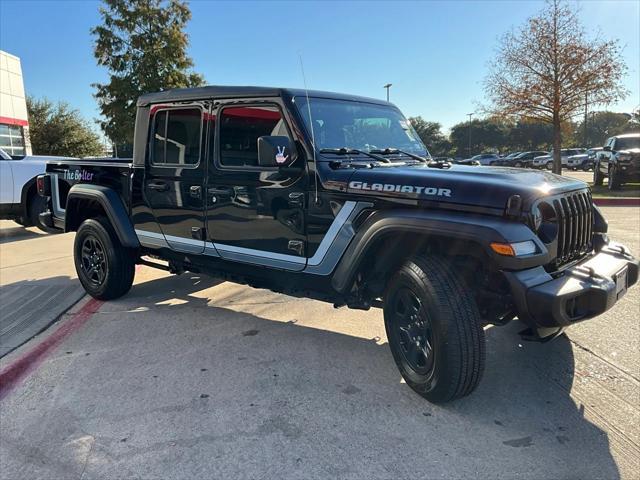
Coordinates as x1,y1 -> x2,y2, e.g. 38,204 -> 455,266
137,85 -> 392,107
615,132 -> 640,138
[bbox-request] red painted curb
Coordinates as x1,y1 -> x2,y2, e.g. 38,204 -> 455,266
0,297 -> 102,401
593,197 -> 640,207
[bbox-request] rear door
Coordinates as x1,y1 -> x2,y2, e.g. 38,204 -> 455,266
0,155 -> 13,205
143,103 -> 210,253
601,137 -> 614,172
205,101 -> 308,271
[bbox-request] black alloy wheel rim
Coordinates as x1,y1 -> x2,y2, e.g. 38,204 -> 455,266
81,235 -> 107,286
392,287 -> 435,374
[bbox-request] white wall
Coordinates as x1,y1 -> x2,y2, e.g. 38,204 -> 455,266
0,50 -> 31,155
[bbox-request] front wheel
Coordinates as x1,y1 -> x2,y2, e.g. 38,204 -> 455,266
74,216 -> 136,300
546,161 -> 554,170
384,254 -> 485,403
514,161 -> 523,168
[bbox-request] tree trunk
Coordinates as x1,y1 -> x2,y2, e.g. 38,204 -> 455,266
552,114 -> 562,175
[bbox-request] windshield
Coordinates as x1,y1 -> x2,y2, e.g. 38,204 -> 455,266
294,97 -> 428,157
616,136 -> 640,150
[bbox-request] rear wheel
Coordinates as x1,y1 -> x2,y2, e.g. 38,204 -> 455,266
384,254 -> 485,403
74,216 -> 135,300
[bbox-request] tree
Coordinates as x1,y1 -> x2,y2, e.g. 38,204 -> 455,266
408,117 -> 451,156
92,0 -> 204,148
575,111 -> 635,147
449,118 -> 509,157
26,96 -> 104,157
485,0 -> 627,174
508,118 -> 554,151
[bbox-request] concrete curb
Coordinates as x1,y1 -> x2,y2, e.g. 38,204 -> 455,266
0,297 -> 102,401
593,197 -> 640,207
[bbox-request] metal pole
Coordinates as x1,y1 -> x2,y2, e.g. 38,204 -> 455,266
384,83 -> 392,102
467,113 -> 474,157
583,91 -> 588,147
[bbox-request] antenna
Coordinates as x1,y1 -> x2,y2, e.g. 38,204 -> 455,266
298,53 -> 319,205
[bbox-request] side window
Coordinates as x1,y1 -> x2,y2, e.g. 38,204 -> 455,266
151,108 -> 202,166
219,105 -> 288,168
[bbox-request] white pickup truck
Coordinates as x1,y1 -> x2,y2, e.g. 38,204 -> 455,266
0,147 -> 73,231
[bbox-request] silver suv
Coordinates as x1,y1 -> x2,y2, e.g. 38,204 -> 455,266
531,149 -> 586,170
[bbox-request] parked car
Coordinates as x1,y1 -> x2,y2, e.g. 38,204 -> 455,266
593,133 -> 640,190
37,85 -> 638,404
451,157 -> 481,166
0,147 -> 71,231
531,149 -> 586,170
502,151 -> 548,168
467,153 -> 501,166
493,152 -> 521,166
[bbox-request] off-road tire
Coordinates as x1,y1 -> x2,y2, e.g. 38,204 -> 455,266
608,165 -> 621,190
74,216 -> 135,300
593,164 -> 604,186
384,254 -> 485,403
28,194 -> 57,233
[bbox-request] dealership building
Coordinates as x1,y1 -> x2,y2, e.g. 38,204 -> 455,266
0,50 -> 31,156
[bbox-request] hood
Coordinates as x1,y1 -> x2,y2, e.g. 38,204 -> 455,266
345,164 -> 587,211
619,148 -> 640,155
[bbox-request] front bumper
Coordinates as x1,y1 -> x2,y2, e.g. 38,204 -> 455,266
618,160 -> 640,179
505,241 -> 639,334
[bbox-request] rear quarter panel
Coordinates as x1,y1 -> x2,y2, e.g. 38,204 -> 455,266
46,160 -> 133,215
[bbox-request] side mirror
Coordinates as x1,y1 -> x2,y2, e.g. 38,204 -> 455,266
257,136 -> 295,167
603,145 -> 611,152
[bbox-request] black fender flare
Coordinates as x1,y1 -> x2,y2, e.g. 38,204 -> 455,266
20,176 -> 38,220
331,209 -> 550,294
66,184 -> 140,248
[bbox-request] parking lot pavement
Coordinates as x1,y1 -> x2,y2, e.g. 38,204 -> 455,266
0,221 -> 84,357
1,210 -> 639,479
564,170 -> 593,183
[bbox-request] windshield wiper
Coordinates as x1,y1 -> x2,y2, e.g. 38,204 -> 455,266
369,148 -> 428,163
319,147 -> 391,163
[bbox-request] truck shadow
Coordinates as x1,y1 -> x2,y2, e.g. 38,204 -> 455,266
1,272 -> 621,479
92,272 -> 621,478
0,224 -> 46,244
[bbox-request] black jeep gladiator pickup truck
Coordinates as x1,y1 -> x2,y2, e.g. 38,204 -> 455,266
38,86 -> 638,403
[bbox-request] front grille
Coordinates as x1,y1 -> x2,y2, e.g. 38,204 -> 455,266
552,190 -> 593,267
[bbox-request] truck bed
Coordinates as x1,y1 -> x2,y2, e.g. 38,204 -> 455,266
46,158 -> 134,225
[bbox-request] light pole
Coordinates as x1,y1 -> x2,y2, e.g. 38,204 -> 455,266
384,83 -> 392,102
467,112 -> 474,157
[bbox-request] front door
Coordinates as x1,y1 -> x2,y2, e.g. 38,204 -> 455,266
206,102 -> 307,271
144,103 -> 210,253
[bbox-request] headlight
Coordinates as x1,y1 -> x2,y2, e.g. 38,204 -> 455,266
533,201 -> 558,244
618,153 -> 631,161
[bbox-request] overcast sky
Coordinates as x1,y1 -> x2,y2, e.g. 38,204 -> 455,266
1,0 -> 638,134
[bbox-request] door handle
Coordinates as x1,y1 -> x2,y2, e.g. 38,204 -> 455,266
148,181 -> 169,192
189,185 -> 202,198
207,187 -> 233,196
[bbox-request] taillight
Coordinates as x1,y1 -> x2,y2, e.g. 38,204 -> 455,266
36,175 -> 51,196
